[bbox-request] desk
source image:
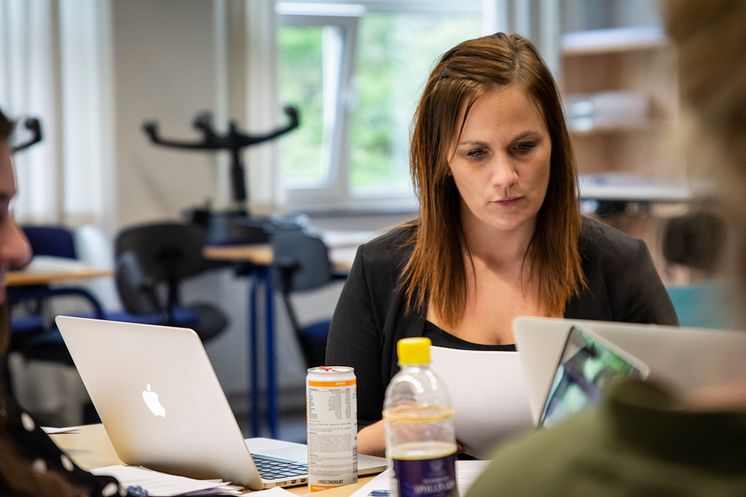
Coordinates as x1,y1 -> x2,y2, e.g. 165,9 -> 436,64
204,244 -> 356,273
203,240 -> 359,439
8,256 -> 114,287
50,424 -> 372,496
204,244 -> 278,438
8,257 -> 114,325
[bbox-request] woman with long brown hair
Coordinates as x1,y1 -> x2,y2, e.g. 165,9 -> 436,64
326,32 -> 677,456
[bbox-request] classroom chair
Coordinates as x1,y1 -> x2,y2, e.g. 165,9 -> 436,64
114,221 -> 229,343
272,230 -> 336,368
8,225 -> 106,426
10,225 -> 105,357
662,210 -> 736,328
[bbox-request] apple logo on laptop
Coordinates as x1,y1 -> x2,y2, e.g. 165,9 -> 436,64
142,384 -> 166,417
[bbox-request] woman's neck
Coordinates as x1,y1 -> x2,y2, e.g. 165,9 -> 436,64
462,215 -> 536,269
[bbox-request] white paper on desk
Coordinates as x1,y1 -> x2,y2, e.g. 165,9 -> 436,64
350,461 -> 490,497
237,487 -> 295,496
91,465 -> 240,496
25,255 -> 93,273
430,346 -> 533,456
42,425 -> 82,434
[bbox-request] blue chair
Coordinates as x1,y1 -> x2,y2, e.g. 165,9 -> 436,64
667,283 -> 738,329
10,226 -> 106,359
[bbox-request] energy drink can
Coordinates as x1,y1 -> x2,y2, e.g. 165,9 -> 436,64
306,366 -> 358,492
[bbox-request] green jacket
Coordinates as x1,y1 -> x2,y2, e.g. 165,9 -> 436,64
466,380 -> 746,497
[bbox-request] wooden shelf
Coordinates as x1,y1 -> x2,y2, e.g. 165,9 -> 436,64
561,25 -> 677,175
561,25 -> 683,283
562,26 -> 669,56
569,119 -> 670,137
578,173 -> 692,202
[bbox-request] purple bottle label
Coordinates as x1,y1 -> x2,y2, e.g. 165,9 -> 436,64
392,453 -> 458,497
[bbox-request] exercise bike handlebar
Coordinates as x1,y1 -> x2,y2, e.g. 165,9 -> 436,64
142,106 -> 300,151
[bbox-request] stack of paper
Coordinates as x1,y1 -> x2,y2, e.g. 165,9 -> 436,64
91,465 -> 242,496
430,346 -> 533,456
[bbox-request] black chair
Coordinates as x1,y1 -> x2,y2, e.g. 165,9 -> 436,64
114,222 -> 229,343
187,210 -> 270,246
272,230 -> 336,368
662,209 -> 739,328
662,210 -> 726,273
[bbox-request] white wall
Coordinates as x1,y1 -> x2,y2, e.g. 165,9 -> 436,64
109,0 -> 259,406
111,0 -> 219,228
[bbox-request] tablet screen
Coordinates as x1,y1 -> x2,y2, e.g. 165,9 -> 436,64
539,325 -> 649,428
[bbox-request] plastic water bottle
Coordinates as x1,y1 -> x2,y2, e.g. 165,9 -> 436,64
383,337 -> 458,497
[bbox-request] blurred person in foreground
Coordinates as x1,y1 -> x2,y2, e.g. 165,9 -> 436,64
0,108 -> 146,496
467,1 -> 746,495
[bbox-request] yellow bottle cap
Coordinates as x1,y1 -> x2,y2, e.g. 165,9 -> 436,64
397,337 -> 431,366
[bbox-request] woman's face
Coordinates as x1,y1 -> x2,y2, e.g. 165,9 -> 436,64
448,85 -> 551,239
0,141 -> 32,303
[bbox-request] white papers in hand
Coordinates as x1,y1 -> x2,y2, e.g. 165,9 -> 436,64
91,465 -> 241,496
429,346 -> 532,456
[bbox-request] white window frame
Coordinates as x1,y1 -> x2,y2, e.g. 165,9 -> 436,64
277,1 -> 486,212
276,3 -> 362,209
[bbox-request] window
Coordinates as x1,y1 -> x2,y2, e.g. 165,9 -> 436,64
276,1 -> 482,210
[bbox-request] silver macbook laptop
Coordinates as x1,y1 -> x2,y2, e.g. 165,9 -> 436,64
55,316 -> 387,490
514,316 -> 746,424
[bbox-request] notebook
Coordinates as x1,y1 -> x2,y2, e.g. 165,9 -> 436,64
55,316 -> 387,490
514,316 -> 746,424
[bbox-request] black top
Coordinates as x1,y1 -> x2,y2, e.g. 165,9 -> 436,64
326,217 -> 678,429
1,391 -> 130,496
423,321 -> 517,352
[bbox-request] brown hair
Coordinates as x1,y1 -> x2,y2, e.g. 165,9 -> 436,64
401,32 -> 584,326
0,108 -> 14,142
0,110 -> 17,360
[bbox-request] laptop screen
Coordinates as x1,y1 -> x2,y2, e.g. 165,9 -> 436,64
538,325 -> 649,428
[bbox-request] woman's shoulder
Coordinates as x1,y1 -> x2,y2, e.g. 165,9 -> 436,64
579,216 -> 643,258
343,222 -> 416,302
358,222 -> 417,266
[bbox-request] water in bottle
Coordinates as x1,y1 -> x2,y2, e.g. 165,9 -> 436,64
383,337 -> 458,497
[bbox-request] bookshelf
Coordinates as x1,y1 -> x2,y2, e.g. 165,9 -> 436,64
561,26 -> 691,284
561,26 -> 678,177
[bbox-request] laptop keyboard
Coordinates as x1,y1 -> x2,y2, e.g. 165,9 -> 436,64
253,454 -> 308,480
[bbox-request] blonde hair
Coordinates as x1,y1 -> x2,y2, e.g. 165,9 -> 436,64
664,0 -> 746,312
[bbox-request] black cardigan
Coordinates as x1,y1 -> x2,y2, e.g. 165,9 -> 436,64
325,217 -> 678,429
